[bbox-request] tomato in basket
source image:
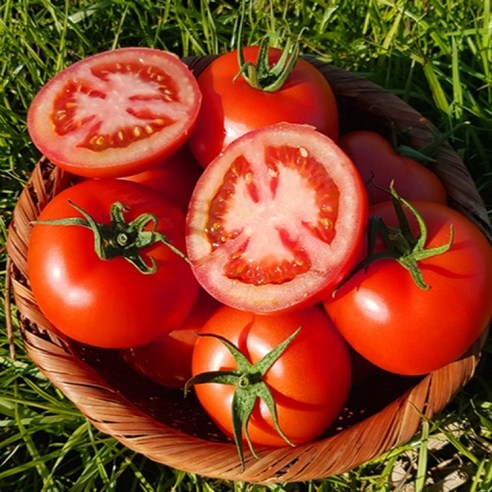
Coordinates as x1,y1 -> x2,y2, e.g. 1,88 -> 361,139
185,122 -> 368,314
323,192 -> 492,375
187,43 -> 339,167
338,130 -> 447,205
121,145 -> 203,212
185,304 -> 352,464
27,47 -> 202,178
120,290 -> 220,388
28,179 -> 199,348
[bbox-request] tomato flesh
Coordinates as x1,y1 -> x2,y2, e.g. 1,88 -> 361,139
186,123 -> 368,313
28,48 -> 201,178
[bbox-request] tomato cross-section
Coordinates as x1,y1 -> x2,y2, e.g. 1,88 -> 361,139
186,123 -> 368,313
28,47 -> 202,178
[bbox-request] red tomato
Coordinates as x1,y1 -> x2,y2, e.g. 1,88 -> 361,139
121,145 -> 203,212
28,179 -> 199,348
185,122 -> 368,314
28,47 -> 202,178
188,45 -> 339,167
190,304 -> 352,448
323,200 -> 492,375
120,290 -> 220,388
339,130 -> 447,205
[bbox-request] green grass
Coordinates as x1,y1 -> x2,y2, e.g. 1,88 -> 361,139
1,0 -> 491,490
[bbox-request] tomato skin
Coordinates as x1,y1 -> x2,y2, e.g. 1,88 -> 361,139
188,46 -> 339,167
191,305 -> 352,447
28,179 -> 199,348
338,130 -> 447,205
28,47 -> 202,178
186,122 -> 368,314
323,201 -> 492,375
121,145 -> 202,212
120,290 -> 220,388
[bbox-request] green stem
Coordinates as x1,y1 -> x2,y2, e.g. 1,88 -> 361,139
34,200 -> 190,274
184,327 -> 301,468
334,185 -> 454,293
234,0 -> 300,92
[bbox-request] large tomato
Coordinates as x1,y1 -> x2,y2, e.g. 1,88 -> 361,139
185,122 -> 368,314
187,45 -> 339,167
339,130 -> 447,205
323,198 -> 492,375
188,304 -> 351,453
28,179 -> 199,348
28,47 -> 202,178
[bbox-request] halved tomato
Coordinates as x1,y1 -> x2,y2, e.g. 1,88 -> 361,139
185,123 -> 368,313
28,47 -> 202,178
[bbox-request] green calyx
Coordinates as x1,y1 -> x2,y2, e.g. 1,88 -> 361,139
235,36 -> 300,92
234,0 -> 300,92
34,200 -> 190,274
345,185 -> 454,290
184,327 -> 302,468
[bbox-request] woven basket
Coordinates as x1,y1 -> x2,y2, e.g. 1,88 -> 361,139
6,56 -> 491,484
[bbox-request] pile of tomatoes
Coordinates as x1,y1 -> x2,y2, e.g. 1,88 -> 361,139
25,46 -> 492,461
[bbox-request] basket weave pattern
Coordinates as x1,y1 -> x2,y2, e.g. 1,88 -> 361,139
6,58 -> 491,484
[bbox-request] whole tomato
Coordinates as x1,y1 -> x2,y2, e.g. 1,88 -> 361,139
339,130 -> 447,205
28,179 -> 199,348
323,195 -> 492,375
188,44 -> 339,167
187,304 -> 352,463
121,145 -> 202,213
120,290 -> 220,388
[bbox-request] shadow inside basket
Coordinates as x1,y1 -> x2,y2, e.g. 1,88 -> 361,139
73,341 -> 422,444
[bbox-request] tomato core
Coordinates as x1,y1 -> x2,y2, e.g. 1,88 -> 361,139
206,145 -> 339,285
51,61 -> 180,152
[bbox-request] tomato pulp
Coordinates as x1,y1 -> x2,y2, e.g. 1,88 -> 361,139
186,122 -> 368,313
28,47 -> 202,178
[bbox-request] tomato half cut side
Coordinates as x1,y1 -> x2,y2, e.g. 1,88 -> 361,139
186,122 -> 368,314
28,47 -> 202,178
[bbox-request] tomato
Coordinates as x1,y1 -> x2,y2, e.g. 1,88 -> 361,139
27,47 -> 202,178
323,198 -> 492,375
185,122 -> 368,314
339,130 -> 447,205
188,304 -> 351,452
120,290 -> 220,388
187,45 -> 339,167
121,145 -> 202,212
28,179 -> 199,348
